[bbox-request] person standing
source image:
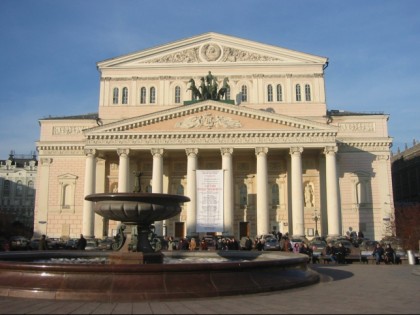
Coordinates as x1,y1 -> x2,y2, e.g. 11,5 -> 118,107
77,234 -> 87,250
38,234 -> 48,250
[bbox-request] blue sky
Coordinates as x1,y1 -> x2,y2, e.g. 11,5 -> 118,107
0,0 -> 419,159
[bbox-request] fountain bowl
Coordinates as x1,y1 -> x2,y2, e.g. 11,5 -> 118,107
85,192 -> 190,224
0,250 -> 319,302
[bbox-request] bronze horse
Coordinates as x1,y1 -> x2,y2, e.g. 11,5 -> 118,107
187,79 -> 202,100
217,77 -> 230,100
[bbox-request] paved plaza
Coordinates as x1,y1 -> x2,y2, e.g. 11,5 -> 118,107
0,264 -> 418,314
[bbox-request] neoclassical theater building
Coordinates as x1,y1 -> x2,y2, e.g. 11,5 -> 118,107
34,33 -> 394,241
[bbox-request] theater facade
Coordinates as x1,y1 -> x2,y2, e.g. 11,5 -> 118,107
34,33 -> 394,241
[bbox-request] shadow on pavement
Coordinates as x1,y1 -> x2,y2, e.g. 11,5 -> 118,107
310,265 -> 354,281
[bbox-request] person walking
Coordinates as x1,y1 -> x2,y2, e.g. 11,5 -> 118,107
77,234 -> 87,250
38,234 -> 48,250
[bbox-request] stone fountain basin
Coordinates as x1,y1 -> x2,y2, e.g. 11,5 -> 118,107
85,193 -> 190,223
0,250 -> 319,302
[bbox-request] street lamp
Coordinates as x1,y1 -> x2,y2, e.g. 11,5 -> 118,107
312,210 -> 320,237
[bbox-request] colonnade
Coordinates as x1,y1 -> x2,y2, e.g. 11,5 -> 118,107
82,146 -> 341,239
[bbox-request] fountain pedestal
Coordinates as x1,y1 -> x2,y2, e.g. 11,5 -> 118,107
108,227 -> 163,264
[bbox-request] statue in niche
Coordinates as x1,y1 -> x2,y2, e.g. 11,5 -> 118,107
133,171 -> 143,193
304,183 -> 314,208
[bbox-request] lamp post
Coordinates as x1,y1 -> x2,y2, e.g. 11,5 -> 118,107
312,210 -> 320,237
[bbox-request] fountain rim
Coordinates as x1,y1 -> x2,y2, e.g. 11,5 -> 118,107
85,192 -> 191,204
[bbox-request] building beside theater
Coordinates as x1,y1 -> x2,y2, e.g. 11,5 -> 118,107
34,33 -> 394,241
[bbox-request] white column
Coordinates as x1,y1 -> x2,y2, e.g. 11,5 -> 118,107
256,147 -> 270,236
151,148 -> 164,193
117,148 -> 130,192
34,158 -> 52,237
324,146 -> 340,237
290,147 -> 304,237
376,154 -> 393,237
82,149 -> 96,238
186,148 -> 198,236
152,148 -> 164,235
221,148 -> 234,236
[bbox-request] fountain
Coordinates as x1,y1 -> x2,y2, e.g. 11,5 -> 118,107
0,191 -> 320,302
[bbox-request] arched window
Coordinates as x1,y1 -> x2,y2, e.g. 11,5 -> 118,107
140,87 -> 146,104
240,184 -> 248,206
241,85 -> 248,102
28,180 -> 34,195
267,84 -> 273,102
16,180 -> 23,196
112,88 -> 119,104
295,84 -> 301,101
62,184 -> 72,208
150,87 -> 156,104
271,184 -> 279,206
175,86 -> 181,103
305,84 -> 311,101
122,87 -> 128,104
276,84 -> 283,102
177,184 -> 184,195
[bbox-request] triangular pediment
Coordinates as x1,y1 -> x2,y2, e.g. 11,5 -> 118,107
86,101 -> 336,136
97,32 -> 327,68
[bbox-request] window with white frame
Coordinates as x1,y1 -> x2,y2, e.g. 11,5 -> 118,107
175,86 -> 181,103
150,87 -> 156,104
140,87 -> 146,104
276,84 -> 283,102
305,84 -> 311,101
122,87 -> 128,104
112,88 -> 119,104
295,84 -> 301,101
267,84 -> 273,102
241,85 -> 248,102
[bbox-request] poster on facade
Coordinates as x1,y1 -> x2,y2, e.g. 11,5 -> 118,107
196,170 -> 224,233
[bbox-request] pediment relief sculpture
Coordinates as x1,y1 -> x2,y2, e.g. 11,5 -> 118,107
175,113 -> 242,129
144,44 -> 282,64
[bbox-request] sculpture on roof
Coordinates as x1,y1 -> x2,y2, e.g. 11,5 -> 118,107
187,72 -> 230,102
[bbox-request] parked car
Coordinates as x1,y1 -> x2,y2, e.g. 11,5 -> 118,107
0,237 -> 10,251
290,237 -> 308,249
9,236 -> 30,250
98,237 -> 115,250
309,240 -> 327,257
331,239 -> 354,255
65,238 -> 79,250
85,239 -> 99,251
263,237 -> 281,251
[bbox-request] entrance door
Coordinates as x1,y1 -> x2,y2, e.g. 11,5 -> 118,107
175,222 -> 185,239
239,222 -> 250,238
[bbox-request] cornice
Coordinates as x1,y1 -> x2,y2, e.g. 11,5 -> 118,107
87,101 -> 331,134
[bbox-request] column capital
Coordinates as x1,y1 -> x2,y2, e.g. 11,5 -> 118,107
151,148 -> 164,157
289,147 -> 303,155
255,147 -> 268,156
376,154 -> 390,161
117,148 -> 130,157
185,148 -> 198,157
40,157 -> 53,166
323,146 -> 338,155
84,148 -> 96,157
220,147 -> 233,156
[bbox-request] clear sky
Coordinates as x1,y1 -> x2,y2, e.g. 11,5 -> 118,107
0,0 -> 419,159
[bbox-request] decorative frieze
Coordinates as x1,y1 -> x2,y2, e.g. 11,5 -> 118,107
175,114 -> 242,129
338,122 -> 375,132
52,126 -> 90,135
